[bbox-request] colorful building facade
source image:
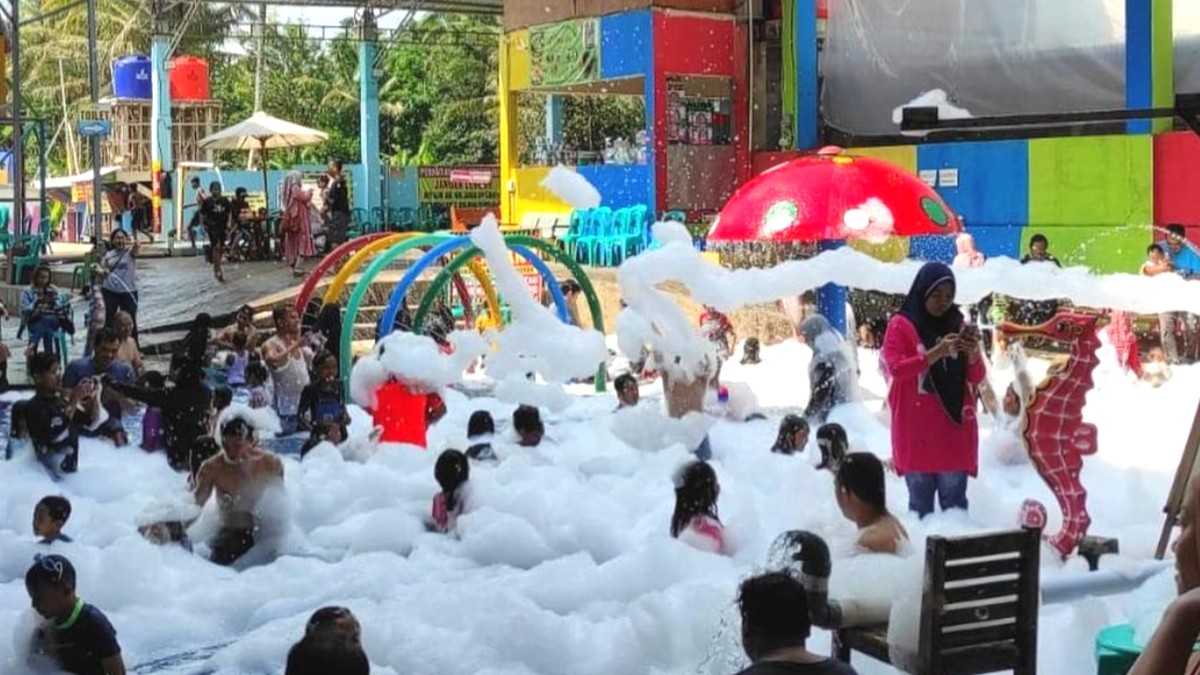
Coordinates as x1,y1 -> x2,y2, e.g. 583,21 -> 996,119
498,0 -> 1197,274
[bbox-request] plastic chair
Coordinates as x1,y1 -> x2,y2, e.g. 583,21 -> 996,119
12,232 -> 49,285
560,209 -> 589,258
599,208 -> 632,267
395,207 -> 416,232
610,205 -> 649,264
576,207 -> 612,265
371,207 -> 386,231
71,249 -> 101,293
351,208 -> 369,236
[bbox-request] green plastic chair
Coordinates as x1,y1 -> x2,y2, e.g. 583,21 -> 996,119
12,232 -> 49,285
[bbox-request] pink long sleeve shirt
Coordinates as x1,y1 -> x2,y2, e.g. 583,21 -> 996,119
881,315 -> 986,476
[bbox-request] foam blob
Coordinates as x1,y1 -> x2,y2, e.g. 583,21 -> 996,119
539,165 -> 601,210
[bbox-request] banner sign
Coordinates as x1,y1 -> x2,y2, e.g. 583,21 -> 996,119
529,19 -> 600,88
417,166 -> 499,208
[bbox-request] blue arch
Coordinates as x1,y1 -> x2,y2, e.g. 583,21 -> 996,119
380,237 -> 570,334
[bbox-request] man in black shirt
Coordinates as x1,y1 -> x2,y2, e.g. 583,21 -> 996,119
25,554 -> 126,675
325,158 -> 350,251
1015,233 -> 1062,326
733,572 -> 858,675
199,181 -> 232,282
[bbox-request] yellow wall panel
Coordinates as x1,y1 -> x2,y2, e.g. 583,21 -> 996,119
507,30 -> 532,92
513,167 -> 573,223
849,146 -> 917,173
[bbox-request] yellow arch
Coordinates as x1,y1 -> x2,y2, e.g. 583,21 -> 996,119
321,232 -> 501,324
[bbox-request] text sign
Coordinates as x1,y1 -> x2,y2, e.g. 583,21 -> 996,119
77,119 -> 112,138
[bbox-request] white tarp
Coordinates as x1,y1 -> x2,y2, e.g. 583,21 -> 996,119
822,0 -> 1200,137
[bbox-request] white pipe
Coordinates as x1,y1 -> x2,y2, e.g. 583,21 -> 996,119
1041,561 -> 1171,604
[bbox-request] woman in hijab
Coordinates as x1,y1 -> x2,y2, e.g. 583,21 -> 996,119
799,315 -> 858,424
881,262 -> 985,519
280,171 -> 317,276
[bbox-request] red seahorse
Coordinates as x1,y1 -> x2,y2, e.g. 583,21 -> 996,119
999,311 -> 1102,559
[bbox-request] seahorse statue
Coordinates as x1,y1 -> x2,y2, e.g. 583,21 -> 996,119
999,311 -> 1102,559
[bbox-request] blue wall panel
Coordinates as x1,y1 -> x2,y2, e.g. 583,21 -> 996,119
388,169 -> 419,210
600,10 -> 653,79
917,140 -> 1029,260
908,235 -> 958,263
578,164 -> 654,209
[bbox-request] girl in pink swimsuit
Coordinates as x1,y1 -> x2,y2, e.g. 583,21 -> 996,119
671,460 -> 727,555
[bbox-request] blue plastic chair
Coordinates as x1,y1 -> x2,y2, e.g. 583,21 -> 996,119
576,207 -> 613,265
560,209 -> 589,258
614,204 -> 650,261
604,207 -> 639,266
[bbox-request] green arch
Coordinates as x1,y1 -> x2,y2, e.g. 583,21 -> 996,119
412,235 -> 607,391
339,233 -> 456,392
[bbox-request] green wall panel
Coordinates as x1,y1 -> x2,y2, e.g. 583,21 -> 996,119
1027,135 -> 1153,273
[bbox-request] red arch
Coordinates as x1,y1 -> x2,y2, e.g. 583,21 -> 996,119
294,233 -> 393,314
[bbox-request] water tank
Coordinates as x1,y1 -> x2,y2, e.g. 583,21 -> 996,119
112,55 -> 152,100
169,56 -> 210,101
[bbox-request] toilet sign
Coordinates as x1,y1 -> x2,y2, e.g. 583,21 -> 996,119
77,119 -> 112,138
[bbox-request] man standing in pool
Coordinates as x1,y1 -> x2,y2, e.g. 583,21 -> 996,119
192,408 -> 284,566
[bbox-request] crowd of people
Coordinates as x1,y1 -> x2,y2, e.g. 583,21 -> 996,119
184,158 -> 351,282
9,223 -> 1200,675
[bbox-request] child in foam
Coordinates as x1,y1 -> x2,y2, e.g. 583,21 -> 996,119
431,449 -> 469,533
670,460 -> 727,555
350,332 -> 450,448
24,554 -> 126,675
835,453 -> 909,556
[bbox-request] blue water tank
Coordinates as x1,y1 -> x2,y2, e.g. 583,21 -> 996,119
112,55 -> 152,100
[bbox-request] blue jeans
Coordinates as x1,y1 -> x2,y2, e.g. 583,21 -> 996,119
905,471 -> 969,518
27,316 -> 60,354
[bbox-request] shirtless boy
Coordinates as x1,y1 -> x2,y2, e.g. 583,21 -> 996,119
193,413 -> 284,566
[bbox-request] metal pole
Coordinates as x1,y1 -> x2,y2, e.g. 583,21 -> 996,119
87,0 -> 102,242
254,3 -> 265,111
11,0 -> 24,247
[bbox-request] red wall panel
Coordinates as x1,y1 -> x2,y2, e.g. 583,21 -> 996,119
1155,132 -> 1200,228
655,13 -> 736,75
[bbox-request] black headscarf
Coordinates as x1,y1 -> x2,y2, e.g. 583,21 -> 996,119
897,262 -> 967,424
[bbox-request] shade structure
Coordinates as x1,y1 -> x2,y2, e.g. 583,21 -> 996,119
708,146 -> 959,244
199,111 -> 328,151
199,111 -> 329,205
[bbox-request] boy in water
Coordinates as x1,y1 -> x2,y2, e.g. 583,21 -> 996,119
13,353 -> 108,478
614,373 -> 639,409
512,405 -> 544,447
25,554 -> 126,675
734,572 -> 858,675
1142,243 -> 1173,277
33,495 -> 73,544
835,453 -> 909,555
298,351 -> 349,442
193,412 -> 284,566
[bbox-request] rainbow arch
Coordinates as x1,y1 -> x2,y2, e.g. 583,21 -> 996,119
339,233 -> 606,394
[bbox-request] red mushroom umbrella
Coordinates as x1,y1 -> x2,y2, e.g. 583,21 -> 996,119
708,146 -> 959,244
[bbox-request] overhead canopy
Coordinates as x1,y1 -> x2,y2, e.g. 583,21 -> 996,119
34,166 -> 121,190
195,0 -> 500,12
199,111 -> 328,152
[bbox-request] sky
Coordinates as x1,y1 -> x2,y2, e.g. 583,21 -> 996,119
271,5 -> 417,32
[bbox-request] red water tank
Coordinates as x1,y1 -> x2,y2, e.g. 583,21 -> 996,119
169,56 -> 210,101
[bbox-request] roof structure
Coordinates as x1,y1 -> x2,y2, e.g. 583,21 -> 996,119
194,0 -> 501,13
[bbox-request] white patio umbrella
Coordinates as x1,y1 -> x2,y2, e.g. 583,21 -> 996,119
198,110 -> 329,207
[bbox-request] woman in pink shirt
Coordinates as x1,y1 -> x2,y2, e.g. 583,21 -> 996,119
882,262 -> 985,518
671,460 -> 726,554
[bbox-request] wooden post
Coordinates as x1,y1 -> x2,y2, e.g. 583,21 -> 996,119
1156,397 -> 1200,559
